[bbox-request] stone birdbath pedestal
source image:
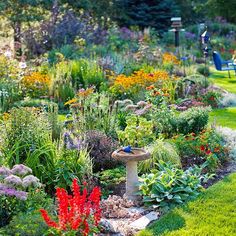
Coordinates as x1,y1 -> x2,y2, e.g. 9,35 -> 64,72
112,147 -> 150,201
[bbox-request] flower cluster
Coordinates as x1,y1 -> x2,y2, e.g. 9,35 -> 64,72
21,71 -> 51,98
40,179 -> 101,236
64,87 -> 94,106
63,132 -> 84,150
0,164 -> 41,200
162,52 -> 180,65
113,69 -> 169,91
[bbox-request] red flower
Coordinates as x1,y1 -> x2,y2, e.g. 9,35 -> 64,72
200,145 -> 205,151
40,179 -> 101,235
206,149 -> 212,155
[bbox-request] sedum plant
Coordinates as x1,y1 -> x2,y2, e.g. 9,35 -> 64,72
0,164 -> 42,226
139,162 -> 210,212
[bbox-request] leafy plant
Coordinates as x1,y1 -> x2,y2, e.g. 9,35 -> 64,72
139,139 -> 181,173
116,114 -> 154,147
176,106 -> 210,135
84,130 -> 119,172
0,211 -> 49,236
139,162 -> 210,211
99,166 -> 125,196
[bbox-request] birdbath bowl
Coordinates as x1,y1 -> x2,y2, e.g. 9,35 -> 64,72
112,148 -> 150,200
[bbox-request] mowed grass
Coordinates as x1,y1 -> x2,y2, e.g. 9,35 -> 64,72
137,173 -> 236,236
209,107 -> 236,129
209,68 -> 236,94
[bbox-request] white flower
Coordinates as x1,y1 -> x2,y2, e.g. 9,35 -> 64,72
19,62 -> 27,69
4,50 -> 12,58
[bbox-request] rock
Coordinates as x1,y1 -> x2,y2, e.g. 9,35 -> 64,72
100,219 -> 116,233
130,211 -> 159,230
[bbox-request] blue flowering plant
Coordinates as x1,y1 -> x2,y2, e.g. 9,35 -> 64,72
0,164 -> 42,227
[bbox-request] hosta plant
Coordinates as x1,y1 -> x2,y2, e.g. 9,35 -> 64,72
139,162 -> 210,212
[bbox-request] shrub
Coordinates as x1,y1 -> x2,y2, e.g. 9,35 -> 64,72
40,179 -> 101,235
201,90 -> 222,108
0,211 -> 48,236
84,130 -> 119,172
139,139 -> 181,173
219,93 -> 236,107
176,107 -> 210,135
172,129 -> 228,171
139,162 -> 209,212
12,98 -> 57,110
197,65 -> 210,77
99,166 -> 125,196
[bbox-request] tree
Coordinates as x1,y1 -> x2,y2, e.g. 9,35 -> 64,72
204,0 -> 236,23
0,0 -> 48,57
113,0 -> 179,32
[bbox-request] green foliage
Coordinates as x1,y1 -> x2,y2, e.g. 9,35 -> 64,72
139,173 -> 236,235
139,139 -> 181,173
116,115 -> 154,147
0,211 -> 48,236
176,107 -> 210,135
99,166 -> 125,196
12,98 -> 57,110
200,90 -> 222,108
54,148 -> 93,189
197,65 -> 210,77
205,0 -> 236,23
114,0 -> 179,32
139,162 -> 209,212
172,129 -> 228,171
1,107 -> 53,166
68,92 -> 117,136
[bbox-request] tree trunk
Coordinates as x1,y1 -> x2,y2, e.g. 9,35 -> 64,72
13,21 -> 22,58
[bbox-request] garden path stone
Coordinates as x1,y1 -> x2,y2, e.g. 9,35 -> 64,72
130,211 -> 159,230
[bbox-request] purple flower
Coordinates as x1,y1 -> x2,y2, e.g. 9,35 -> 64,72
0,184 -> 27,200
0,166 -> 11,177
4,174 -> 23,187
22,175 -> 41,188
137,101 -> 148,107
11,164 -> 32,176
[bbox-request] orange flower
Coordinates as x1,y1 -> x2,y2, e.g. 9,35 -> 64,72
146,85 -> 155,90
162,52 -> 180,65
113,69 -> 169,91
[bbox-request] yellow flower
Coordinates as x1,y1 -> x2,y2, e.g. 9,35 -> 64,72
162,52 -> 180,65
113,69 -> 169,91
64,98 -> 78,105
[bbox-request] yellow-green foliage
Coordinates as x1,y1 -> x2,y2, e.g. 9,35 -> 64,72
137,173 -> 236,236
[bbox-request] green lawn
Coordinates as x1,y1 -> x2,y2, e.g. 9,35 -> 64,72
209,68 -> 236,94
138,173 -> 236,236
209,107 -> 236,129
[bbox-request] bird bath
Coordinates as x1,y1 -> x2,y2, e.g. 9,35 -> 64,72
112,148 -> 150,200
